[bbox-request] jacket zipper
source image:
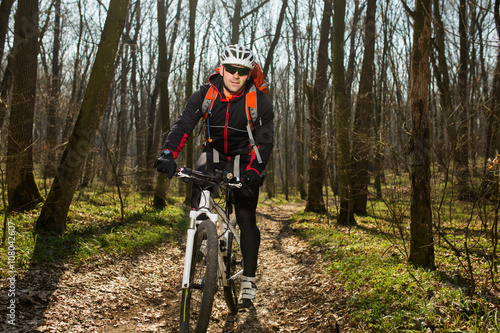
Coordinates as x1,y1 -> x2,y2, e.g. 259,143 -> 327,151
224,101 -> 230,154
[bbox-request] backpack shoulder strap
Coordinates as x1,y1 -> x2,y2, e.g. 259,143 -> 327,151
202,86 -> 217,119
202,86 -> 217,142
245,84 -> 263,164
245,85 -> 258,126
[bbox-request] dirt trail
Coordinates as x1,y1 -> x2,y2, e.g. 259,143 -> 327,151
2,202 -> 343,332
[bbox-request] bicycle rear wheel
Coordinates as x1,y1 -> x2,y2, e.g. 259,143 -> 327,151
223,216 -> 243,313
179,221 -> 218,333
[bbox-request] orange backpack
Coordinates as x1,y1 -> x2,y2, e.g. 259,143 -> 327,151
201,62 -> 269,164
248,63 -> 269,96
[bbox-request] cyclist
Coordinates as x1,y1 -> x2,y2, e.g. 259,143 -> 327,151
156,44 -> 274,309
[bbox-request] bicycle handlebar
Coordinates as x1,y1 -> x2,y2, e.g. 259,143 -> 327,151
176,167 -> 243,189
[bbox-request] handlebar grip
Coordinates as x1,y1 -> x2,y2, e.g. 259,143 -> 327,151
176,167 -> 242,187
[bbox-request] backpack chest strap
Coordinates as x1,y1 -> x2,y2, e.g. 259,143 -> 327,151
212,148 -> 241,178
203,84 -> 263,165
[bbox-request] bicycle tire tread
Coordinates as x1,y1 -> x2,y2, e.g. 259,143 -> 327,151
179,221 -> 218,332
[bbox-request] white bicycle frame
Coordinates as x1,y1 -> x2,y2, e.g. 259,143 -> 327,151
181,188 -> 243,289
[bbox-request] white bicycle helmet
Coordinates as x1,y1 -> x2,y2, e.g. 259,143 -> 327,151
220,44 -> 255,69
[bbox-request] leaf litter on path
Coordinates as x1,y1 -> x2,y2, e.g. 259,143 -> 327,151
1,202 -> 344,332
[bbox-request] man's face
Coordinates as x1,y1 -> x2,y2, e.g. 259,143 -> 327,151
221,64 -> 251,95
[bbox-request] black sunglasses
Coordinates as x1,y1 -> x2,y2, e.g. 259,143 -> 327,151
224,65 -> 251,76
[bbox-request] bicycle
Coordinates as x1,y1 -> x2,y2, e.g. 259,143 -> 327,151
176,167 -> 244,332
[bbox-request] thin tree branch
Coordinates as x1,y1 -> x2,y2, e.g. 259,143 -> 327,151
241,0 -> 269,20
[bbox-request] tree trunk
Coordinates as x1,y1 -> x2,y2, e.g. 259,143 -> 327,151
130,1 -> 146,192
36,0 -> 130,233
0,0 -> 15,69
345,0 -> 361,110
154,0 -> 171,207
374,0 -> 391,199
45,0 -> 62,179
432,0 -> 455,170
489,0 -> 500,158
291,0 -> 306,199
62,0 -> 87,145
352,0 -> 376,215
486,0 -> 500,164
7,0 -> 43,210
153,0 -> 181,207
116,41 -> 131,185
409,0 -> 435,270
481,0 -> 500,202
456,0 -> 471,200
182,0 -> 197,204
231,0 -> 242,44
0,55 -> 12,130
333,0 -> 355,225
263,0 -> 287,78
305,0 -> 331,213
146,82 -> 160,194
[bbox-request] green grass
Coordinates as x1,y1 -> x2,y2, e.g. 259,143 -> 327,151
290,201 -> 500,332
0,191 -> 186,278
2,175 -> 499,331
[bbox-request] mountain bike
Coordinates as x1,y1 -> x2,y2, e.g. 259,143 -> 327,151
176,167 -> 244,333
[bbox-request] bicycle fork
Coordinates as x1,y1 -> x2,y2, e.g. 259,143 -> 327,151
181,190 -> 218,289
182,224 -> 197,289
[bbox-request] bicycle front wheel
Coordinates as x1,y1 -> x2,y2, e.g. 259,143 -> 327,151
179,221 -> 218,333
223,216 -> 243,314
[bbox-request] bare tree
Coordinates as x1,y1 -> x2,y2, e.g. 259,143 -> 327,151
45,0 -> 62,178
7,0 -> 43,210
229,0 -> 269,44
333,0 -> 355,225
290,0 -> 306,199
153,0 -> 182,207
115,7 -> 134,185
304,0 -> 331,213
489,0 -> 500,157
0,0 -> 15,69
373,0 -> 392,199
408,0 -> 435,270
0,53 -> 12,131
431,0 -> 455,170
262,0 -> 288,78
62,0 -> 91,144
130,0 -> 146,191
456,0 -> 471,199
345,0 -> 362,110
352,0 -> 376,215
183,0 -> 198,204
36,0 -> 130,233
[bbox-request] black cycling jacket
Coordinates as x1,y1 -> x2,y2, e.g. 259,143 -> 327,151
161,73 -> 274,175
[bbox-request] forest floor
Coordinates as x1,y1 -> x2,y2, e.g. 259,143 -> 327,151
1,201 -> 349,332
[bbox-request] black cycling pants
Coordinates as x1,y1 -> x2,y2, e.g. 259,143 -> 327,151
191,151 -> 261,278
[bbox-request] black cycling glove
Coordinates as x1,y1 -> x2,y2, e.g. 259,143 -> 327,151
156,151 -> 177,179
244,170 -> 261,187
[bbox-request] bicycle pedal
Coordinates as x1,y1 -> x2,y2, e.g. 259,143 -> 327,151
219,240 -> 227,252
